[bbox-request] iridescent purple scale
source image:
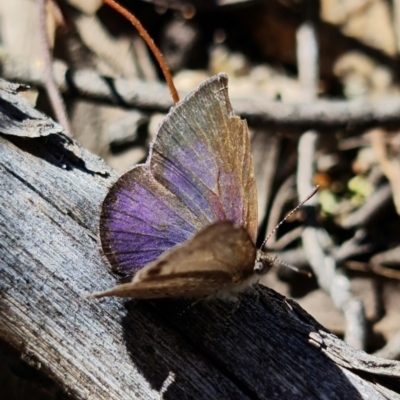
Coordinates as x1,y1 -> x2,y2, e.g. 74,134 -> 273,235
100,169 -> 201,274
151,146 -> 227,225
151,78 -> 252,231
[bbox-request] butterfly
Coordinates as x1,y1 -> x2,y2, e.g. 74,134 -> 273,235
91,73 -> 275,300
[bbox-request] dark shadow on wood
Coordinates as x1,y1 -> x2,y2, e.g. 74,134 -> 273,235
122,288 -> 365,400
2,134 -> 109,176
0,338 -> 73,400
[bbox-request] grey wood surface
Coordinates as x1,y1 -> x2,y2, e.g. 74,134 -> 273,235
0,78 -> 63,138
1,80 -> 400,400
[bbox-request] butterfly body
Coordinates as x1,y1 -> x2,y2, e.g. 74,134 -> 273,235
92,73 -> 273,300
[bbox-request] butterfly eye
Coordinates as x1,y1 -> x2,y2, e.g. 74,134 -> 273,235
254,260 -> 266,275
253,252 -> 275,275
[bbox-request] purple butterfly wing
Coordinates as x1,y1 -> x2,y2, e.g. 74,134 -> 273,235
100,73 -> 257,275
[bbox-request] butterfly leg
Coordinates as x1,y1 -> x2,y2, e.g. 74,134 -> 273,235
229,296 -> 242,315
219,296 -> 242,336
243,284 -> 260,305
253,284 -> 261,305
176,296 -> 207,319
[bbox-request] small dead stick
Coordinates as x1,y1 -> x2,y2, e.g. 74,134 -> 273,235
37,0 -> 71,134
102,0 -> 179,104
369,128 -> 400,215
260,186 -> 319,250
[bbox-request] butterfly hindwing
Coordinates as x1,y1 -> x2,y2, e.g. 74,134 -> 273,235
100,168 -> 202,275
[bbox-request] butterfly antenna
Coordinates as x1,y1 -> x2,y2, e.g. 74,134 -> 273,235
277,259 -> 312,278
102,0 -> 179,104
260,186 -> 319,250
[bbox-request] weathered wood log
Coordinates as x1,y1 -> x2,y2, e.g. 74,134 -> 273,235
1,80 -> 400,400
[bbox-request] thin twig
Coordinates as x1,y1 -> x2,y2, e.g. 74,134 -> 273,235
333,229 -> 372,263
345,261 -> 400,280
374,330 -> 400,360
296,5 -> 319,101
251,129 -> 280,227
340,184 -> 392,228
276,232 -> 372,269
370,128 -> 400,215
298,132 -> 367,350
272,226 -> 304,251
392,0 -> 400,55
37,0 -> 71,135
102,0 -> 179,104
265,175 -> 296,248
371,244 -> 400,268
261,186 -> 318,250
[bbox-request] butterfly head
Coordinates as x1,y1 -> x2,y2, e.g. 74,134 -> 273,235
253,250 -> 276,276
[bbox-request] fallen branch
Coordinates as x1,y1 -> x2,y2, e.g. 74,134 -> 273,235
4,56 -> 400,130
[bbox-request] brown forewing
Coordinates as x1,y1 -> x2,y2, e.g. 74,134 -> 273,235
91,221 -> 257,299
